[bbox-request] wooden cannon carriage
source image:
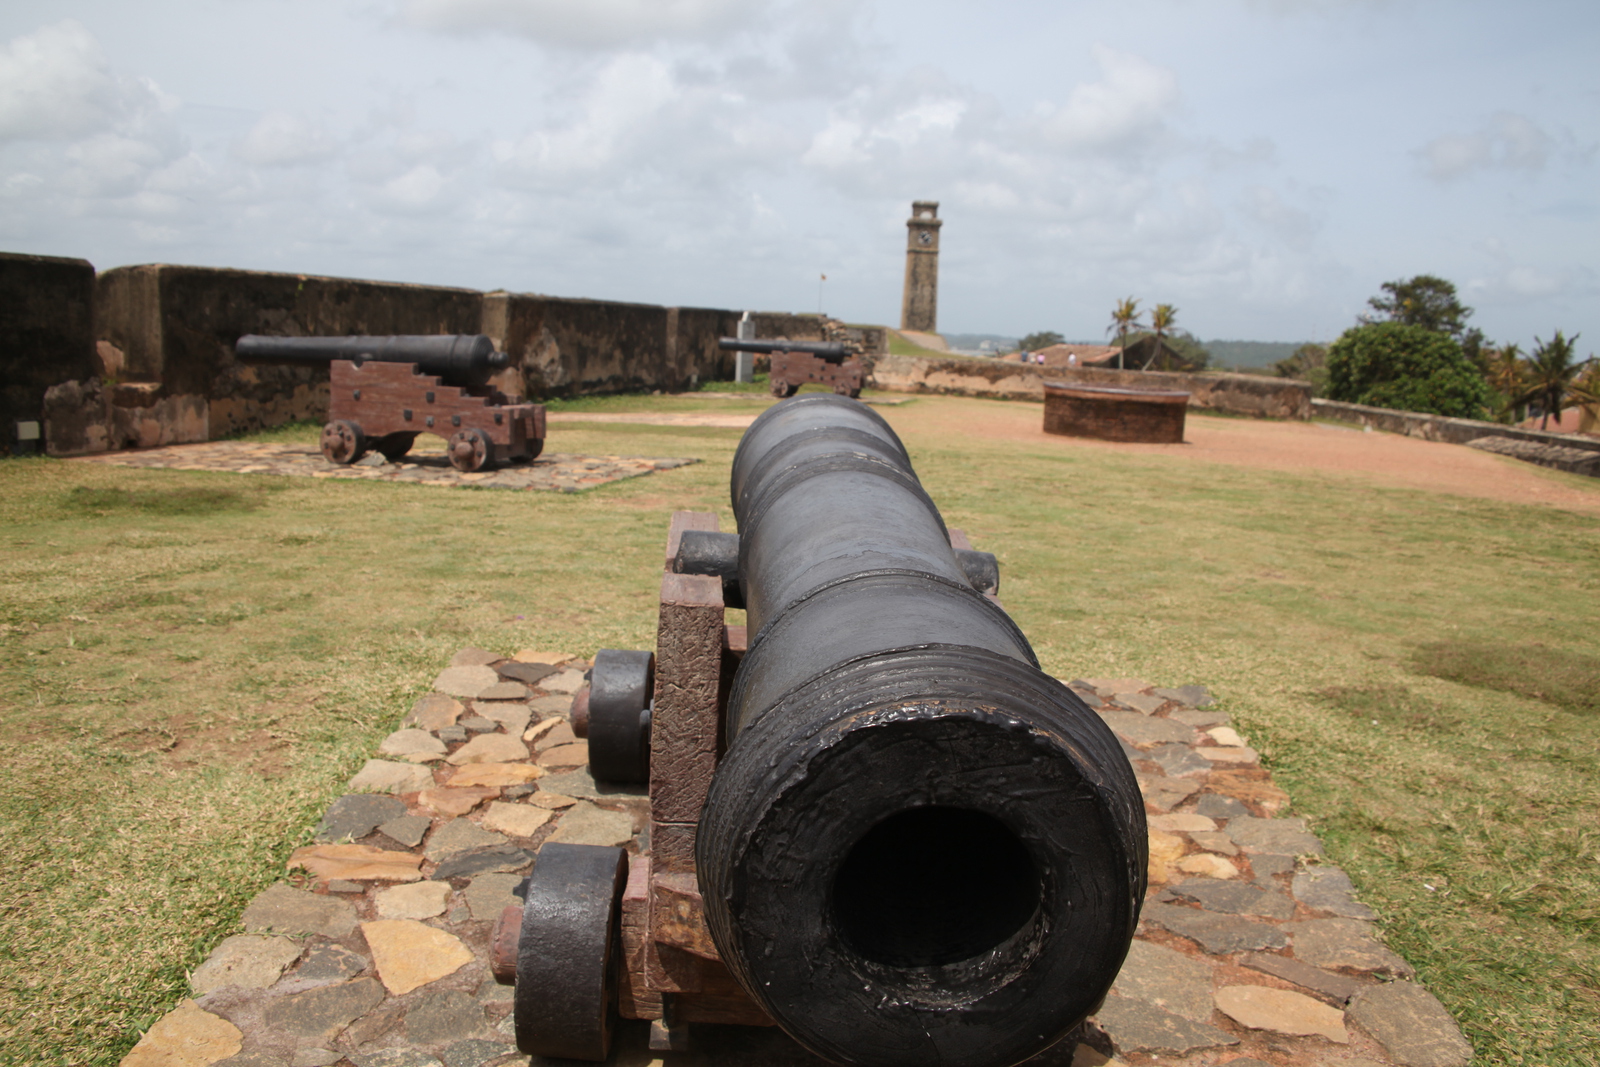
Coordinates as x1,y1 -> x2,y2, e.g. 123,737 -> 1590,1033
235,334 -> 545,472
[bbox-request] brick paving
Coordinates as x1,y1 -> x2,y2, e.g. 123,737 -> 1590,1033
121,661 -> 1471,1067
71,441 -> 698,493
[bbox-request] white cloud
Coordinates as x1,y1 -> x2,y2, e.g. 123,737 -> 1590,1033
489,56 -> 669,185
233,112 -> 338,167
402,0 -> 765,48
1421,112 -> 1554,181
63,133 -> 169,197
13,1 -> 1585,348
1465,239 -> 1595,306
1240,184 -> 1318,249
801,94 -> 969,172
0,19 -> 211,246
1034,45 -> 1178,154
1503,264 -> 1564,298
378,163 -> 451,212
0,20 -> 116,140
0,20 -> 171,143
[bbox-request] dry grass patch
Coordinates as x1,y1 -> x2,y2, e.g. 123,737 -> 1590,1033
1,395 -> 1597,1066
1414,640 -> 1600,714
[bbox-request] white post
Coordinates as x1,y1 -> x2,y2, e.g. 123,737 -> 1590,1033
736,312 -> 755,383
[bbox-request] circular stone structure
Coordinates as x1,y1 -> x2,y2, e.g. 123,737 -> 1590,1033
1042,382 -> 1190,443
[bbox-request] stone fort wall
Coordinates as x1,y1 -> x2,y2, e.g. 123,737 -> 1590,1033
870,353 -> 1315,420
4,255 -> 779,456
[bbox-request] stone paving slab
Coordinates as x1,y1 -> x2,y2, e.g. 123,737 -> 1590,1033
123,667 -> 1472,1067
71,441 -> 699,493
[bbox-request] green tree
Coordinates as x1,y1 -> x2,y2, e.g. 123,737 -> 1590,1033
1124,328 -> 1210,371
1326,321 -> 1490,418
1513,331 -> 1586,429
1164,330 -> 1210,371
1459,327 -> 1488,371
1107,296 -> 1142,370
1141,304 -> 1178,370
1572,361 -> 1600,432
1018,331 -> 1064,352
1274,343 -> 1329,395
1363,274 -> 1473,338
1484,343 -> 1526,424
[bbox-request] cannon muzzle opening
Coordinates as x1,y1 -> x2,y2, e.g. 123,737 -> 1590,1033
833,805 -> 1040,969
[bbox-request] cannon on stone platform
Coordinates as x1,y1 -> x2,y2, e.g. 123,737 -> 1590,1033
494,395 -> 1146,1067
234,334 -> 545,471
718,337 -> 864,399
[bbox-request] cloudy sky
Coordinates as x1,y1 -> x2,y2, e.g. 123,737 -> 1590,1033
1,0 -> 1594,348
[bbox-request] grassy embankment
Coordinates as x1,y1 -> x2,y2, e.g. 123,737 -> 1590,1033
0,392 -> 1595,1065
886,332 -> 965,359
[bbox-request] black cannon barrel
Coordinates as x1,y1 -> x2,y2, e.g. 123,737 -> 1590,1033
235,334 -> 509,388
697,395 -> 1146,1067
718,337 -> 850,363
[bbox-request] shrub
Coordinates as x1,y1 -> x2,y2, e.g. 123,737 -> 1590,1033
1326,322 -> 1490,418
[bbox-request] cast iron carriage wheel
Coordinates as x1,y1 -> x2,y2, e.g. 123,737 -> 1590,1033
320,420 -> 366,464
447,427 -> 492,472
514,843 -> 629,1061
586,649 -> 653,783
770,379 -> 798,398
524,436 -> 545,462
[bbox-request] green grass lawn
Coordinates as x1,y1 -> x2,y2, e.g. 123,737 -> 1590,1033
1,396 -> 1596,1065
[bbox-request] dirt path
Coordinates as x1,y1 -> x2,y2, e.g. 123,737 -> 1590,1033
549,412 -> 763,429
555,399 -> 1600,514
922,401 -> 1600,514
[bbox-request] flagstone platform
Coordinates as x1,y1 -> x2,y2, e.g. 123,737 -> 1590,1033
72,441 -> 698,493
120,657 -> 1472,1067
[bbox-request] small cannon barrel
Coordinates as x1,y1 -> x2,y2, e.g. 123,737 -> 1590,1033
697,396 -> 1147,1067
235,334 -> 509,388
718,336 -> 850,364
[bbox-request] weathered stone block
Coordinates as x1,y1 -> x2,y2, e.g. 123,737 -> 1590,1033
0,252 -> 96,455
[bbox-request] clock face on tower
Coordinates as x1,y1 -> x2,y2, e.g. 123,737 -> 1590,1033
917,229 -> 933,246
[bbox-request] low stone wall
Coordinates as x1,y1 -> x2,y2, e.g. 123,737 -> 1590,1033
869,353 -> 1047,399
1,252 -> 96,454
485,293 -> 738,399
1051,367 -> 1312,420
870,355 -> 1313,419
92,264 -> 485,448
1465,436 -> 1600,478
35,262 -> 759,456
1311,399 -> 1600,454
748,312 -> 826,342
42,378 -> 210,456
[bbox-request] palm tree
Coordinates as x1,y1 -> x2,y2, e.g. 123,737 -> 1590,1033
1514,331 -> 1584,429
1143,303 -> 1178,371
1484,343 -> 1525,424
1107,297 -> 1142,370
1569,357 -> 1600,432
